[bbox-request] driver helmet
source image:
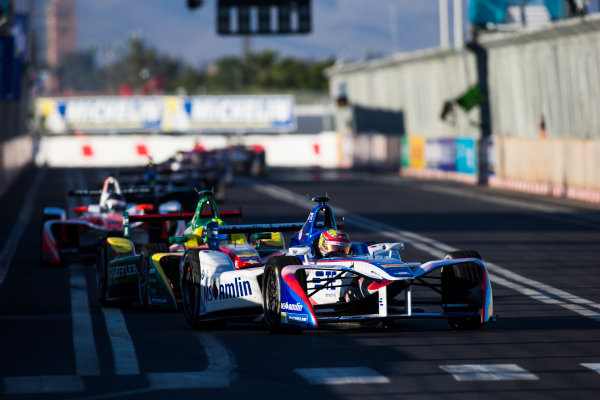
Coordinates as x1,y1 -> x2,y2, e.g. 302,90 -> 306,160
317,229 -> 351,258
105,193 -> 126,213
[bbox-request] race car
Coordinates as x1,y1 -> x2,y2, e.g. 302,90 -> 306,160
41,174 -> 157,265
95,190 -> 290,309
179,196 -> 495,333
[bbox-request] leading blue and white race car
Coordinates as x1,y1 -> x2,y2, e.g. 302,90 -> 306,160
180,196 -> 494,333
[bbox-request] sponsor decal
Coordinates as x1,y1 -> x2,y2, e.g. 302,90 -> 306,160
287,313 -> 308,323
203,277 -> 253,301
109,264 -> 138,278
281,302 -> 303,312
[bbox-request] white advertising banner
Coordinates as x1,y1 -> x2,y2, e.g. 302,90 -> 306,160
185,95 -> 295,132
36,95 -> 296,134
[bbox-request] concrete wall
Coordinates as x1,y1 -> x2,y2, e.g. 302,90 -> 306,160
0,135 -> 34,198
329,49 -> 480,140
485,17 -> 600,139
327,14 -> 600,201
494,137 -> 600,189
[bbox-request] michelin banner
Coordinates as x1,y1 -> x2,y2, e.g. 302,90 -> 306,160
36,95 -> 296,134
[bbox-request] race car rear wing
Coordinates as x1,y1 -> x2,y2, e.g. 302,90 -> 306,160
217,223 -> 304,234
122,209 -> 243,238
126,209 -> 242,223
203,221 -> 304,249
68,188 -> 154,197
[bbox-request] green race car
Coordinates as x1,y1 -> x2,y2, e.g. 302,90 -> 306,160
95,190 -> 287,310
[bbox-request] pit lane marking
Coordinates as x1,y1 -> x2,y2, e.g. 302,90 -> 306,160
295,367 -> 390,385
2,333 -> 236,396
422,184 -> 600,229
440,364 -> 539,381
147,333 -> 236,389
102,308 -> 140,375
71,263 -> 101,376
251,182 -> 600,322
581,363 -> 600,375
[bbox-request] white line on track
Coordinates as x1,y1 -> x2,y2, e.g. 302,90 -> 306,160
0,167 -> 45,286
581,363 -> 600,374
440,364 -> 539,381
147,333 -> 236,389
249,182 -> 600,323
64,334 -> 236,400
102,308 -> 140,375
295,367 -> 390,385
71,263 -> 101,376
422,184 -> 600,228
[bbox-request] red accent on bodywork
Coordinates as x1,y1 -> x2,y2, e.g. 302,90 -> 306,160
281,265 -> 318,328
367,279 -> 392,291
42,225 -> 61,263
103,215 -> 123,230
136,204 -> 154,212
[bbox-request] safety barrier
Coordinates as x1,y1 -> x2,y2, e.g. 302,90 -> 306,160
0,135 -> 34,198
400,134 -> 600,204
35,131 -> 343,169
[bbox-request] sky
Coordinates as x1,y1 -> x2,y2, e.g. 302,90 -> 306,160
76,0 -> 462,67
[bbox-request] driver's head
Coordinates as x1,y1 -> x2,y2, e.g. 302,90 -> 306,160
105,193 -> 126,213
317,229 -> 351,258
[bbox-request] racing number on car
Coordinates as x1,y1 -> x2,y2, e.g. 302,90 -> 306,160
313,270 -> 336,290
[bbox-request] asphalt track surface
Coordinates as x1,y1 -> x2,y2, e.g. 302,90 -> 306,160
1,165 -> 599,399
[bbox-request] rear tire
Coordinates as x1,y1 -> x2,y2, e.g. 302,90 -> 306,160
262,256 -> 303,334
139,243 -> 170,310
442,250 -> 484,330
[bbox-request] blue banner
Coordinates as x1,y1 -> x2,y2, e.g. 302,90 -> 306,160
455,138 -> 476,175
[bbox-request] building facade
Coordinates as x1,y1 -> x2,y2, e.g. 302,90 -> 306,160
46,0 -> 76,67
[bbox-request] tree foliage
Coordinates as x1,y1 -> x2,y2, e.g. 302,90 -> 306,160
53,39 -> 333,96
56,49 -> 101,93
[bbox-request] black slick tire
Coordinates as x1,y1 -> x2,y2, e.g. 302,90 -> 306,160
181,248 -> 204,329
442,250 -> 484,330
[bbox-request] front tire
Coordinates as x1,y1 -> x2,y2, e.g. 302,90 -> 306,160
181,249 -> 204,328
442,250 -> 484,330
262,256 -> 303,334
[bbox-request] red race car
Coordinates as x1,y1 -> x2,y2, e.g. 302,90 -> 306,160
41,174 -> 157,265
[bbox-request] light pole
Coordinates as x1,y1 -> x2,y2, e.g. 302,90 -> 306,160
439,0 -> 450,48
453,0 -> 463,48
